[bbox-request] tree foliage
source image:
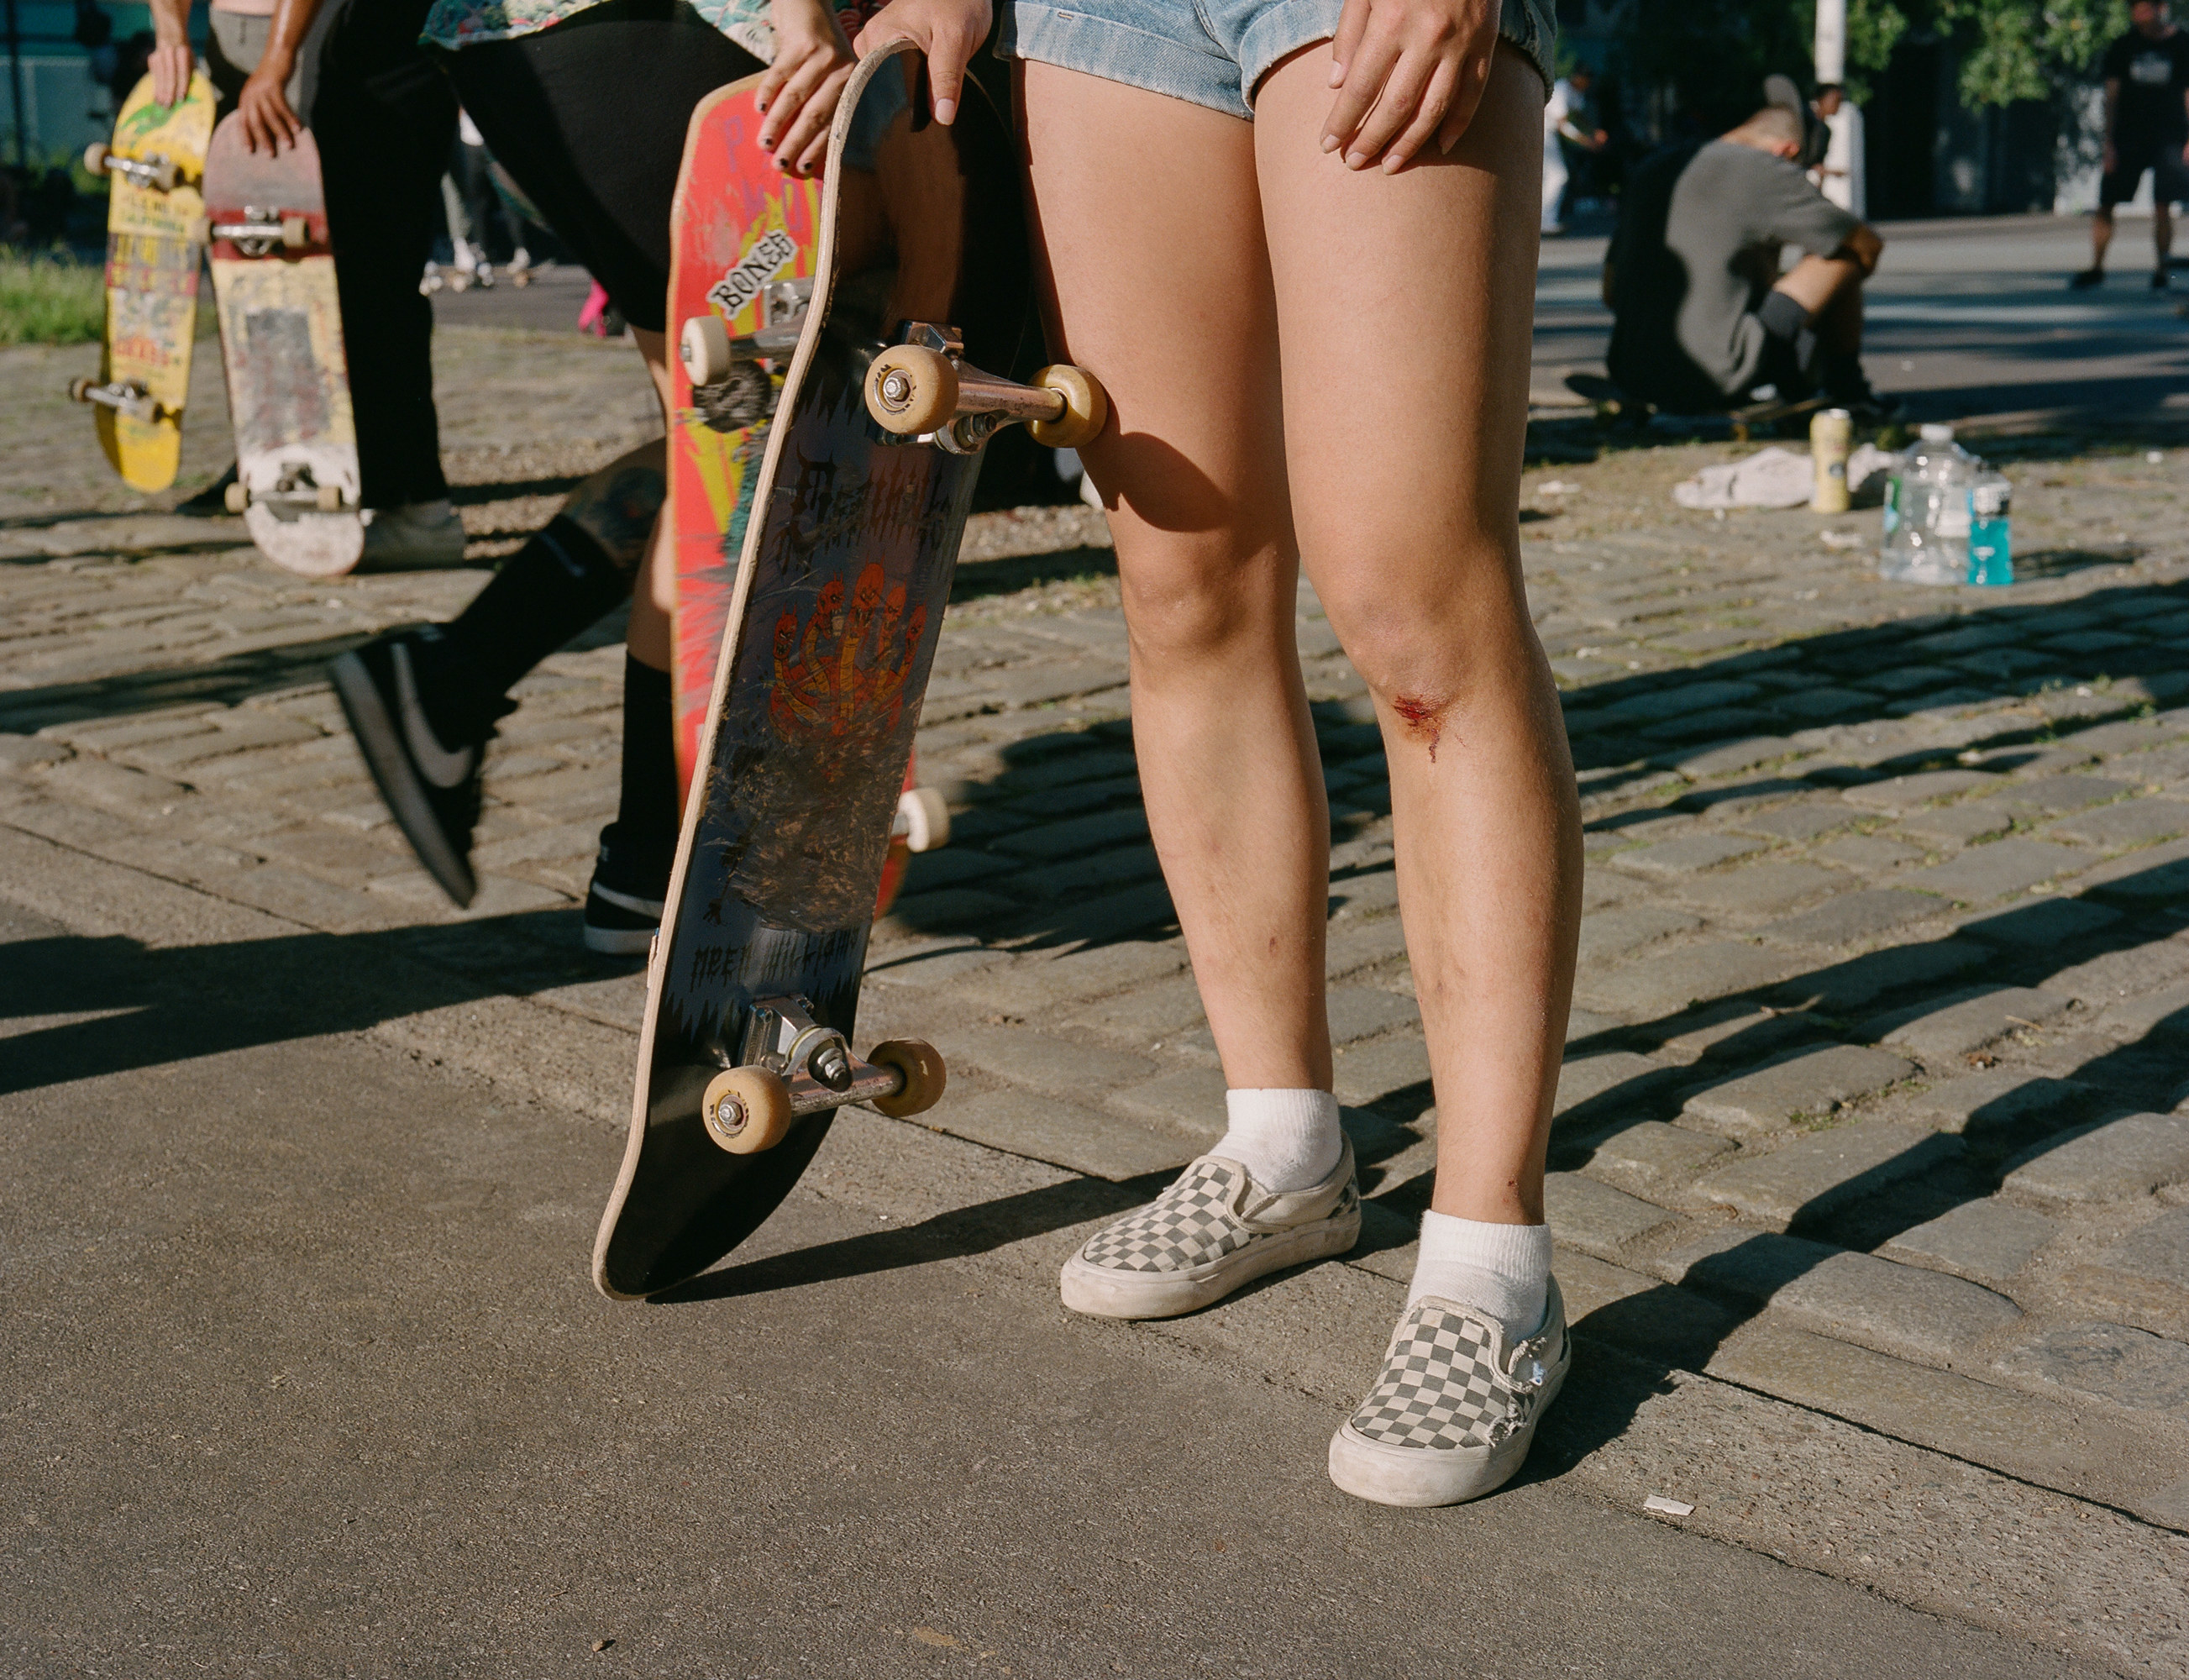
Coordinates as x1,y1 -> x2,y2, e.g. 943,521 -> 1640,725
1610,0 -> 2133,123
1849,0 -> 2129,107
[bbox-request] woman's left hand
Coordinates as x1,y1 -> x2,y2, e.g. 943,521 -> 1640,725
759,0 -> 858,176
1320,0 -> 1500,173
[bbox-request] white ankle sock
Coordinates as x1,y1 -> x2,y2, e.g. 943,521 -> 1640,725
1409,1210 -> 1552,1341
1212,1088 -> 1342,1192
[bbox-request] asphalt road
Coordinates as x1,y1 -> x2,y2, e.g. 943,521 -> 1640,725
0,890 -> 2107,1678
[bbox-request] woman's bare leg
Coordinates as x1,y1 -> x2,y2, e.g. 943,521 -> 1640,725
1018,62 -> 1331,1092
1256,43 -> 1581,1226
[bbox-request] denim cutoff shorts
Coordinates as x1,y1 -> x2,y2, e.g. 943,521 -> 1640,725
998,0 -> 1554,121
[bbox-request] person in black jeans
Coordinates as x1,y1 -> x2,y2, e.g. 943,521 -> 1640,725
2073,0 -> 2189,290
331,0 -> 856,950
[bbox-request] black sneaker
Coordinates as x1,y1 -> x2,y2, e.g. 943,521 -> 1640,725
2153,267 -> 2171,291
330,629 -> 490,907
2069,267 -> 2104,290
584,822 -> 672,954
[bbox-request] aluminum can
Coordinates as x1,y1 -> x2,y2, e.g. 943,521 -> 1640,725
1811,407 -> 1853,512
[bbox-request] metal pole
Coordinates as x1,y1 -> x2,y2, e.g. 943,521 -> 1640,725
1814,0 -> 1847,86
5,0 -> 26,169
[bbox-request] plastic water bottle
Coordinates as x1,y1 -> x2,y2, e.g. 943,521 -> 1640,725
1880,423 -> 1978,586
1967,471 -> 2013,586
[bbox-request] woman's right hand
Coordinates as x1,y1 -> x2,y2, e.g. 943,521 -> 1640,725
759,0 -> 858,176
853,0 -> 993,125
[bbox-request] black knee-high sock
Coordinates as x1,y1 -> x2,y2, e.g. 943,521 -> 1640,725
608,654 -> 680,893
420,515 -> 633,736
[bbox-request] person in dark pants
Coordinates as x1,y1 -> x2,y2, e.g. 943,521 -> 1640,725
1604,93 -> 1894,420
2073,0 -> 2189,290
311,0 -> 469,561
448,109 -> 535,285
330,0 -> 856,948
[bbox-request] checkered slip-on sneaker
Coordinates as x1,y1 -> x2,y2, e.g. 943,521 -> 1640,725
1328,1277 -> 1570,1507
1059,1137 -> 1360,1320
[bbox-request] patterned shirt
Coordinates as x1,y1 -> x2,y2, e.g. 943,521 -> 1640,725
420,0 -> 774,55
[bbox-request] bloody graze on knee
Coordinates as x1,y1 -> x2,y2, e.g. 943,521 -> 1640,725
1390,693 -> 1452,762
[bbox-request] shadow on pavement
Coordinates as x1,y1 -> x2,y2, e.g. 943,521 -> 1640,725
874,565 -> 2189,1421
0,906 -> 617,1101
657,1171 -> 1163,1305
4,529 -> 2187,1413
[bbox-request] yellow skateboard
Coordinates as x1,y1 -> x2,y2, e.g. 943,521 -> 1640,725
69,71 -> 217,493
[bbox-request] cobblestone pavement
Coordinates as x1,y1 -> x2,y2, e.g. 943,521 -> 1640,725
8,333 -> 2189,1668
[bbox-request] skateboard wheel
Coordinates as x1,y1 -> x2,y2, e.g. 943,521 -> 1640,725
223,480 -> 249,514
896,785 -> 949,853
84,142 -> 109,177
867,1039 -> 946,1119
315,485 -> 344,513
702,1065 -> 794,1155
150,160 -> 180,193
1030,364 -> 1107,450
866,344 -> 957,436
67,377 -> 92,404
680,314 -> 733,386
281,214 -> 309,249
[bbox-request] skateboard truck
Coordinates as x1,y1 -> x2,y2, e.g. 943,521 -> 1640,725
864,323 -> 1106,455
677,280 -> 812,433
224,458 -> 349,515
83,142 -> 181,193
66,377 -> 165,423
212,206 -> 312,257
699,994 -> 944,1156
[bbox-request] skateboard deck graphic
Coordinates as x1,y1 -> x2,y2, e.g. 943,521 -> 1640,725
73,71 -> 217,492
593,45 -> 1060,1299
204,118 -> 365,575
664,71 -> 825,795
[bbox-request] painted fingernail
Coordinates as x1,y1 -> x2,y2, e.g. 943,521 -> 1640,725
756,98 -> 769,112
1320,133 -> 1340,153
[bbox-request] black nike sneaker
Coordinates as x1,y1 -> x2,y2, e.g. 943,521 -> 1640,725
583,821 -> 673,955
330,629 -> 491,907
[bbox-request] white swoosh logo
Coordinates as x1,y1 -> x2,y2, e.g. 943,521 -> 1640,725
590,882 -> 665,918
393,643 -> 476,790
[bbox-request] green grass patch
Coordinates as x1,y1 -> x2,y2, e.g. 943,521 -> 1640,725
0,251 -> 105,345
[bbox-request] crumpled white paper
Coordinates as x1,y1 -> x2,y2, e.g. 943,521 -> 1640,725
1672,444 -> 1896,510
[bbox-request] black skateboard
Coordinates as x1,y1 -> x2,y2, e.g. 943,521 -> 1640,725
1564,370 -> 1827,441
592,43 -> 1105,1299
